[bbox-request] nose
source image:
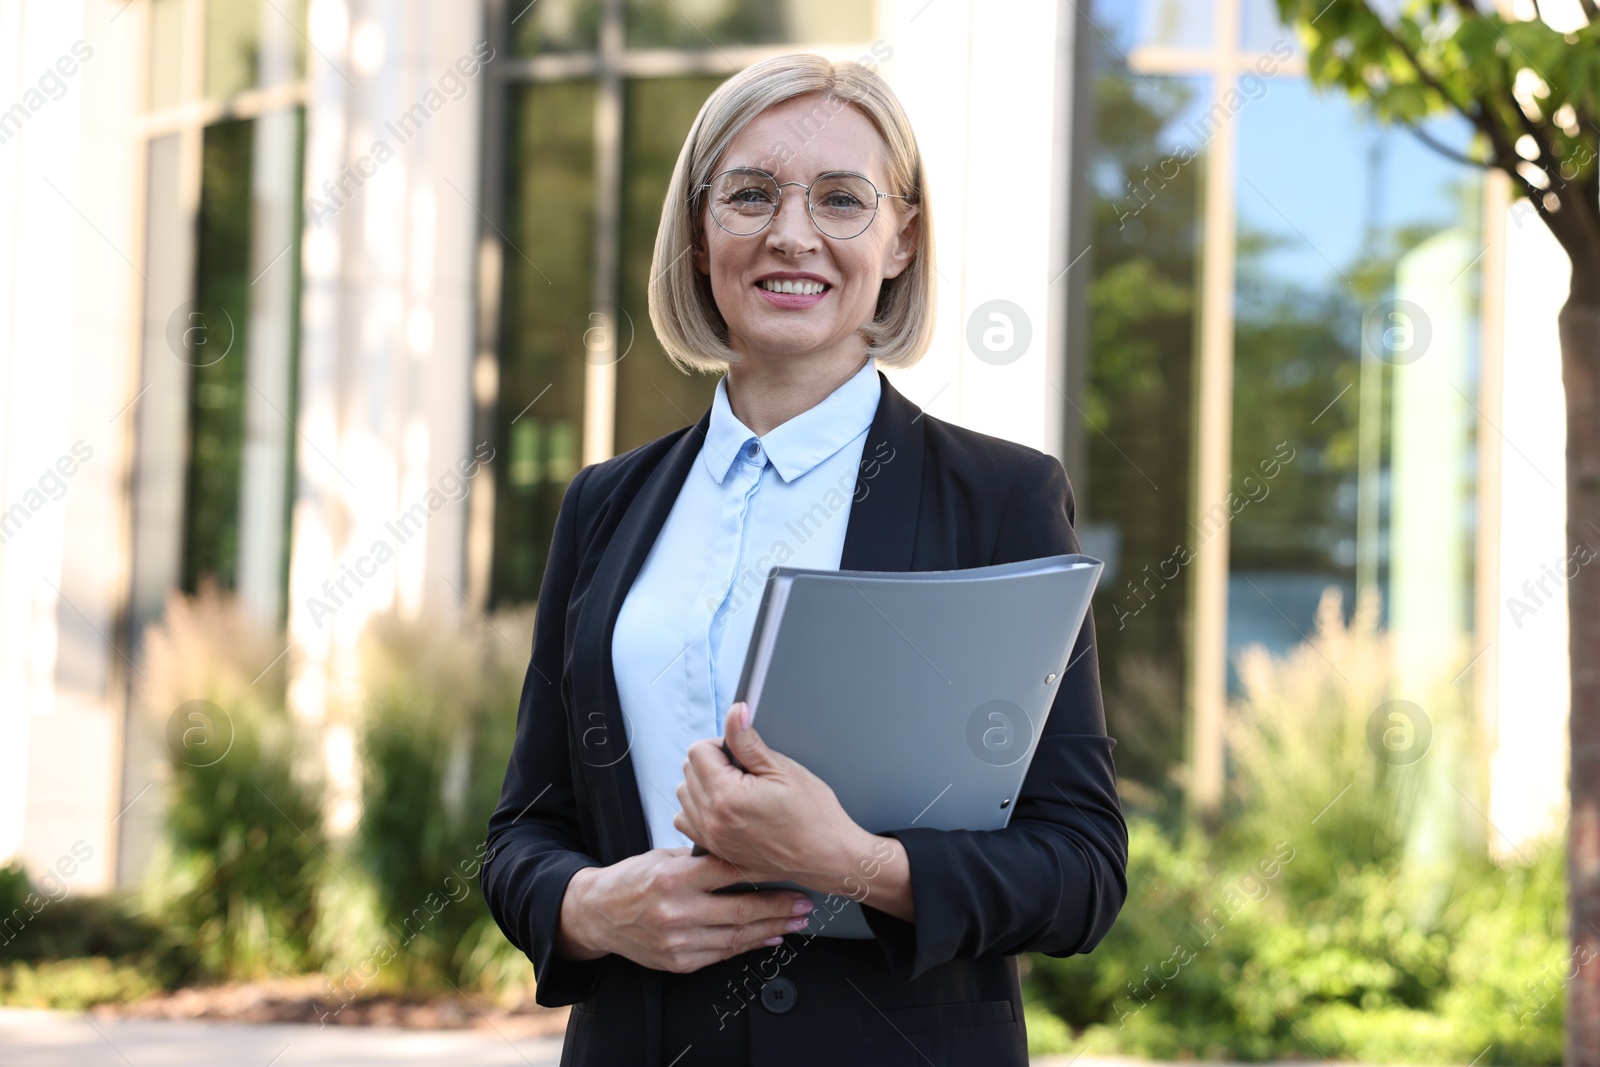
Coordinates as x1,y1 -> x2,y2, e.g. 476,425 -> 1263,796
765,184 -> 819,253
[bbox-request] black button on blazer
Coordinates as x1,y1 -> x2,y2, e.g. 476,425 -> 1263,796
482,369 -> 1129,1066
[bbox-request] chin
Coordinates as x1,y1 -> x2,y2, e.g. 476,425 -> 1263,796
732,326 -> 836,358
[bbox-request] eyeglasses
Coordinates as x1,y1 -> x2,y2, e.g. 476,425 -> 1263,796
696,168 -> 909,240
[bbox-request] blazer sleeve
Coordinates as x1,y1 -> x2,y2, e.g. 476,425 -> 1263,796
480,463 -> 613,1007
860,451 -> 1129,982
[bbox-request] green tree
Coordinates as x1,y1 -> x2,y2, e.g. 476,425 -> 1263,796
1272,1 -> 1599,1061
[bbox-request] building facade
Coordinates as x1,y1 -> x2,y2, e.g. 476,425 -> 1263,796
0,0 -> 1569,889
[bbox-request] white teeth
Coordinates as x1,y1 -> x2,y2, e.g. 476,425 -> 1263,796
758,279 -> 828,295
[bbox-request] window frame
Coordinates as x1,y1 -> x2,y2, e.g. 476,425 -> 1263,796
128,0 -> 310,629
1072,0 -> 1502,814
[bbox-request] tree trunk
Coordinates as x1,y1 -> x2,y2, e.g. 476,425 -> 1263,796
1566,289 -> 1600,1067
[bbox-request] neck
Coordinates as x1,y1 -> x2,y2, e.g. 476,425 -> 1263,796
723,348 -> 872,436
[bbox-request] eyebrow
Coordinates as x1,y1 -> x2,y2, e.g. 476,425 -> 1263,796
722,165 -> 873,182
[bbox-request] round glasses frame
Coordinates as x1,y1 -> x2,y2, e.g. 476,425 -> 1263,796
695,168 -> 910,240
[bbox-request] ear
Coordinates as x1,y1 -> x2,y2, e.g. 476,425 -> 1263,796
881,203 -> 919,281
692,236 -> 710,275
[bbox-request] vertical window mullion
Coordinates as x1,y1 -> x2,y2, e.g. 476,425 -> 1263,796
1183,0 -> 1242,819
586,0 -> 625,465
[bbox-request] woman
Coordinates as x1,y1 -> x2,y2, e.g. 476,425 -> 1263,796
481,53 -> 1127,1066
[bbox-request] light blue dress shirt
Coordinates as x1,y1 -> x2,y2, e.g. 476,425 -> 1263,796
612,356 -> 883,850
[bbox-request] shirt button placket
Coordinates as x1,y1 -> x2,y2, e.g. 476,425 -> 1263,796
708,444 -> 765,732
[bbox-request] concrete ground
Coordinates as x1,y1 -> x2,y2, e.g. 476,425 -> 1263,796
0,1009 -> 567,1066
0,1009 -> 1399,1067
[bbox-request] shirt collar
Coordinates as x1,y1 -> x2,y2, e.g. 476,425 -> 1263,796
701,356 -> 882,485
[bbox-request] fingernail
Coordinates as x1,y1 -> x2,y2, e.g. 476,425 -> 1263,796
763,936 -> 783,946
792,897 -> 814,915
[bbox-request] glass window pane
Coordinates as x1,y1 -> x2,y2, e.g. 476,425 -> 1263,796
131,134 -> 188,628
205,0 -> 260,99
1091,0 -> 1211,54
1073,64 -> 1210,795
492,81 -> 597,608
258,108 -> 307,628
615,75 -> 724,456
1229,80 -> 1482,691
148,0 -> 185,111
1241,0 -> 1298,54
181,118 -> 256,594
204,0 -> 306,99
1139,0 -> 1210,48
626,0 -> 874,49
508,0 -> 601,55
273,0 -> 310,86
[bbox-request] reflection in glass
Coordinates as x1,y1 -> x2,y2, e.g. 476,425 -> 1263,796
1076,59 -> 1210,796
182,119 -> 255,593
132,133 -> 187,630
492,81 -> 596,607
148,0 -> 184,111
508,0 -> 602,55
203,0 -> 306,99
1139,0 -> 1211,48
1240,0 -> 1298,53
616,76 -> 723,455
1229,82 -> 1481,693
205,0 -> 261,99
1092,0 -> 1212,53
251,108 -> 306,628
625,0 -> 873,49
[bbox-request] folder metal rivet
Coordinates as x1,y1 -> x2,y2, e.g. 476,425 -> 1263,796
1000,798 -> 1011,808
1045,673 -> 1057,684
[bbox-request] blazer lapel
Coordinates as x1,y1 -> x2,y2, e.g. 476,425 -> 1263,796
839,370 -> 925,572
571,409 -> 708,863
572,367 -> 926,861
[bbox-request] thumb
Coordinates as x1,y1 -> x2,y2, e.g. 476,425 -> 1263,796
725,702 -> 777,773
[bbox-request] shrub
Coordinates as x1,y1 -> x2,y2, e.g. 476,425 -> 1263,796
0,859 -> 195,1003
0,958 -> 160,1010
317,604 -> 538,1001
1026,587 -> 1565,1063
134,581 -> 328,980
0,862 -> 29,946
8,587 -> 546,1006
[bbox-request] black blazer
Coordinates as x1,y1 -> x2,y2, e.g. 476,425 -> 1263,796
482,369 -> 1128,1066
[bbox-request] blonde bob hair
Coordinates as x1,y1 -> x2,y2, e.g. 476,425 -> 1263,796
647,53 -> 936,375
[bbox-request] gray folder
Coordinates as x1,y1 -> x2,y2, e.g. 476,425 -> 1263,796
708,553 -> 1104,939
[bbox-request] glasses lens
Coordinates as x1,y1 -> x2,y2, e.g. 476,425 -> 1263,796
809,174 -> 877,238
708,170 -> 778,235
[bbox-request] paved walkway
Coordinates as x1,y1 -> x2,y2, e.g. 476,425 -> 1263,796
0,1009 -> 1391,1067
0,1010 -> 566,1066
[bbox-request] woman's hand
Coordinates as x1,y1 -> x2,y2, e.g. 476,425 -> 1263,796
674,702 -> 870,888
556,847 -> 814,974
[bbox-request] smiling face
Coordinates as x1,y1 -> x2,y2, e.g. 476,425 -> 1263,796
692,92 -> 919,371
